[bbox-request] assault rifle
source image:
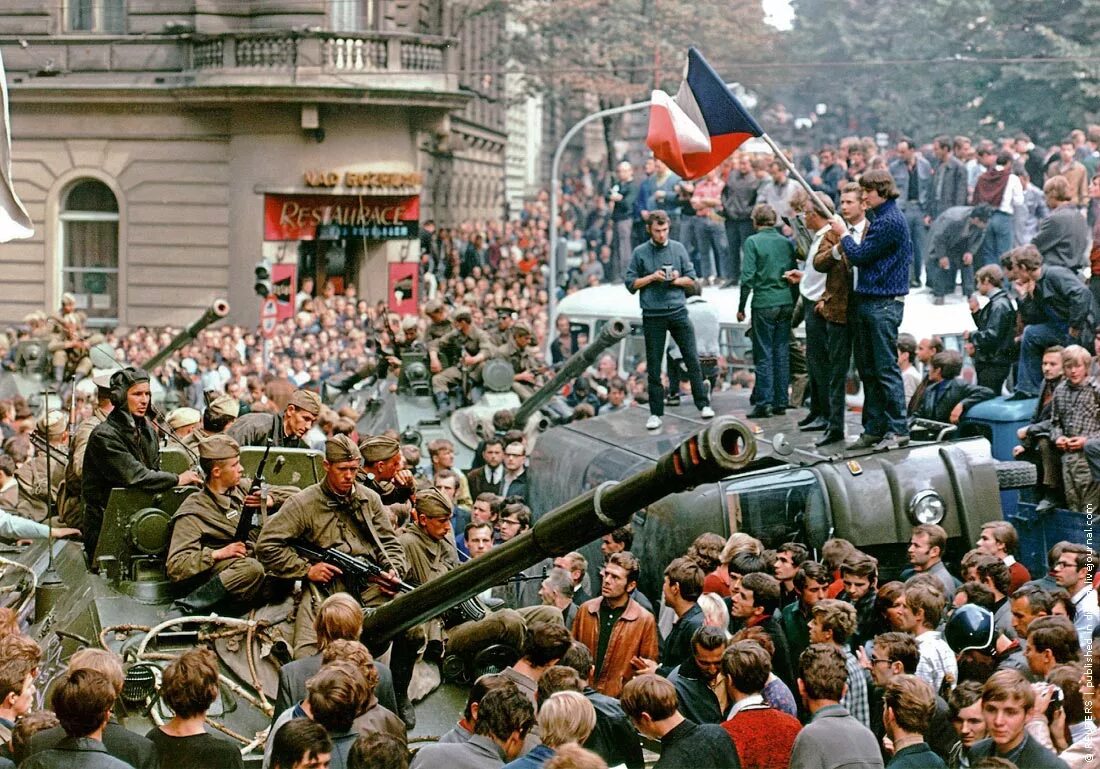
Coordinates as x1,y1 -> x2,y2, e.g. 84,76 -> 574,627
290,541 -> 487,627
235,438 -> 272,542
290,540 -> 414,597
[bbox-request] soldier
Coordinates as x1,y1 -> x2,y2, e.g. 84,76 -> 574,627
182,394 -> 240,453
46,293 -> 101,384
63,368 -> 116,528
358,435 -> 415,523
487,305 -> 517,348
429,308 -> 490,415
421,298 -> 452,347
14,411 -> 68,523
380,317 -> 422,380
256,434 -> 406,659
166,435 -> 294,615
82,367 -> 203,561
494,323 -> 544,401
164,407 -> 200,445
227,388 -> 321,448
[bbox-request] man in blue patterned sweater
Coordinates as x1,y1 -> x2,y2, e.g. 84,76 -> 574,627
829,169 -> 913,449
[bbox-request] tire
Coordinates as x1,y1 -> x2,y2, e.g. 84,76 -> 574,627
996,461 -> 1037,490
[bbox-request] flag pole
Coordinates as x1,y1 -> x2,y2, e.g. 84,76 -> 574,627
759,133 -> 835,219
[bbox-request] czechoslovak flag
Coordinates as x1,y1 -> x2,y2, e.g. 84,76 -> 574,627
0,50 -> 32,243
646,48 -> 763,181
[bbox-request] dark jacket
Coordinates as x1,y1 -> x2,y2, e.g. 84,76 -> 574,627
226,411 -> 307,448
1032,204 -> 1090,272
29,724 -> 156,769
582,687 -> 645,769
722,169 -> 759,219
655,719 -> 741,769
887,742 -> 945,769
931,156 -> 969,218
967,733 -> 1070,769
1023,376 -> 1063,443
20,737 -> 135,769
466,464 -> 503,499
658,603 -> 706,677
841,199 -> 913,298
757,613 -> 796,690
1019,265 -> 1093,329
928,206 -> 987,268
912,378 -> 995,423
668,658 -> 724,724
779,600 -> 813,670
970,288 -> 1017,365
272,653 -> 398,720
890,155 -> 933,210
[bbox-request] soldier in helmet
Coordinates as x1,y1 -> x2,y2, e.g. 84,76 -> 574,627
82,367 -> 203,560
429,308 -> 490,415
487,305 -> 517,348
256,434 -> 406,658
63,368 -> 116,529
421,298 -> 452,347
13,410 -> 69,523
494,322 -> 545,401
227,388 -> 320,448
166,434 -> 295,615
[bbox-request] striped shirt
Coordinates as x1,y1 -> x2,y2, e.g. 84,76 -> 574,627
840,647 -> 871,728
916,630 -> 958,695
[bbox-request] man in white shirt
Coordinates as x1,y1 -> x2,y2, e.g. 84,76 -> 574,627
1051,543 -> 1098,653
973,149 -> 1023,267
788,195 -> 835,434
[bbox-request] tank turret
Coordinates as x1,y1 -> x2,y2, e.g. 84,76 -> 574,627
508,317 -> 630,429
361,415 -> 758,644
141,300 -> 230,372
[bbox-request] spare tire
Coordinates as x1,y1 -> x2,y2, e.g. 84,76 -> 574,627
996,461 -> 1037,490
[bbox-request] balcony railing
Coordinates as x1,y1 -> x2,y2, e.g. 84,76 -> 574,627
189,30 -> 453,75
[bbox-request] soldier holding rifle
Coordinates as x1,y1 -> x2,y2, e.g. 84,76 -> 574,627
256,435 -> 406,658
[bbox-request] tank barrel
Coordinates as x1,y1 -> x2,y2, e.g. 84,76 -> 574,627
361,416 -> 759,644
511,318 -> 630,427
141,300 -> 230,372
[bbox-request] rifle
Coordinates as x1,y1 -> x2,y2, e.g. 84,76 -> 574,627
235,438 -> 272,542
290,541 -> 487,627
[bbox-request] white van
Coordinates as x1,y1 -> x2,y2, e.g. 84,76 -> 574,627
551,283 -> 980,392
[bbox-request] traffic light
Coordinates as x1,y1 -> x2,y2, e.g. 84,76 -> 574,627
254,258 -> 272,298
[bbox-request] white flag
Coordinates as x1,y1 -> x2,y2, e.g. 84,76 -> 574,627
0,49 -> 32,243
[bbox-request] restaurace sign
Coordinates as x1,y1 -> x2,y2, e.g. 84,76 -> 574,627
264,194 -> 420,241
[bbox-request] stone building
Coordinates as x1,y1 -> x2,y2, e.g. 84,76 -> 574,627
0,0 -> 505,327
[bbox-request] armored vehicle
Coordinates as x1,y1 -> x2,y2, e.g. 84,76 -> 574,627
528,390 -> 1040,602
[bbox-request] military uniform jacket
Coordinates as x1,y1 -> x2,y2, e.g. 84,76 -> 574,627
431,326 -> 489,364
494,338 -> 543,381
256,479 -> 406,606
226,411 -> 306,449
167,479 -> 295,583
14,447 -> 66,522
82,409 -> 178,514
67,407 -> 108,484
422,319 -> 452,347
400,522 -> 458,585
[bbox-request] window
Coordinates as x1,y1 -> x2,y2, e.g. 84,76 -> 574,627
60,180 -> 119,326
328,0 -> 381,32
68,0 -> 125,33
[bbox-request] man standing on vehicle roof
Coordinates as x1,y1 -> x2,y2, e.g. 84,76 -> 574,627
624,210 -> 715,431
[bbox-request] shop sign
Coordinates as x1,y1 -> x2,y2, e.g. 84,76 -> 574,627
264,194 -> 420,241
303,170 -> 423,189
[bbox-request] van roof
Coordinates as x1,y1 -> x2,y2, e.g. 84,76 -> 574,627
555,284 -> 977,338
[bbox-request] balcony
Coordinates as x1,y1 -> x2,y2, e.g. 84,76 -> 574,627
184,30 -> 460,102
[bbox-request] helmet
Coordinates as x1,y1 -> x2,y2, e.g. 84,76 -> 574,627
945,604 -> 996,654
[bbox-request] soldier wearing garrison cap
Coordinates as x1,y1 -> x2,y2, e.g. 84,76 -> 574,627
428,306 -> 491,416
13,410 -> 70,523
256,433 -> 406,659
492,321 -> 545,401
358,434 -> 415,516
166,434 -> 296,614
421,298 -> 452,348
83,367 -> 204,560
227,387 -> 320,449
183,393 -> 241,453
487,304 -> 517,348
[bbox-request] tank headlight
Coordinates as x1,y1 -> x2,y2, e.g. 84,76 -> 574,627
909,490 -> 945,525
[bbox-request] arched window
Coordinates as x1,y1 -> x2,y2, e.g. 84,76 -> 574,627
60,179 -> 119,325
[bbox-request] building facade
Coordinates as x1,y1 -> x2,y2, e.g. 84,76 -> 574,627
1,0 -> 506,328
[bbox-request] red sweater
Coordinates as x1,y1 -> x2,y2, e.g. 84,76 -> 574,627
721,706 -> 802,769
1007,560 -> 1031,593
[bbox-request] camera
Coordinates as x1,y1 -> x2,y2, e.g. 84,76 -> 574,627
1045,685 -> 1064,720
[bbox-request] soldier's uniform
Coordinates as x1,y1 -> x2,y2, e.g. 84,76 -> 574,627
167,434 -> 296,612
357,435 -> 414,524
493,323 -> 544,401
182,394 -> 240,453
430,309 -> 490,410
14,411 -> 68,523
227,389 -> 321,449
62,368 -> 116,528
255,435 -> 406,658
420,298 -> 453,349
164,407 -> 200,451
486,306 -> 516,349
46,295 -> 99,382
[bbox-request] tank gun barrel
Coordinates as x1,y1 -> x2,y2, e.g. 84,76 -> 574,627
511,318 -> 630,427
141,300 -> 230,372
361,416 -> 758,644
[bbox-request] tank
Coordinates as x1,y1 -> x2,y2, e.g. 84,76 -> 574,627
361,414 -> 758,644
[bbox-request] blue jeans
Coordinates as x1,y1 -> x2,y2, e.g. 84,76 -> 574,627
643,308 -> 709,417
901,204 -> 927,282
693,218 -> 723,279
724,218 -> 754,283
928,256 -> 975,298
979,211 -> 1014,267
1016,321 -> 1070,395
752,305 -> 794,408
851,295 -> 908,437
